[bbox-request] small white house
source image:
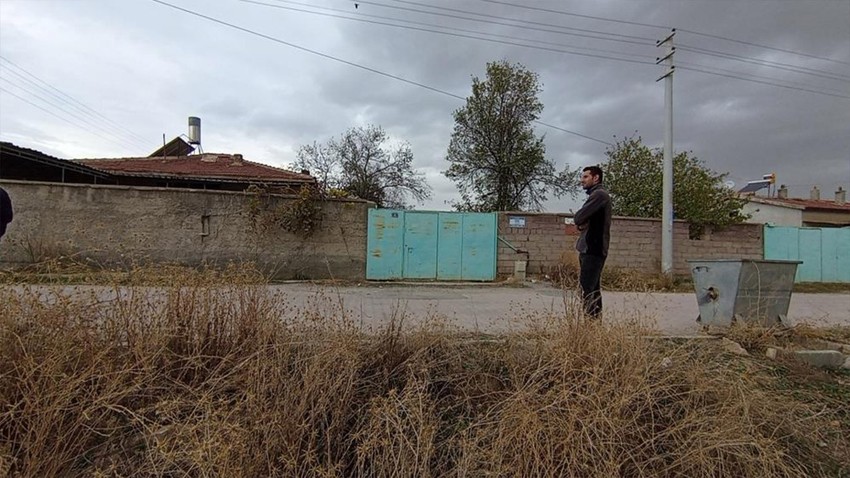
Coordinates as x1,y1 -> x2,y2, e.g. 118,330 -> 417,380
742,185 -> 850,227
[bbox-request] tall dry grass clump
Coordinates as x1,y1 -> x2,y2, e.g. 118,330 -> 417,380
551,252 -> 681,292
1,265 -> 847,477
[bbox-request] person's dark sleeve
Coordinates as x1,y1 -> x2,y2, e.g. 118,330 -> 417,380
574,190 -> 606,226
0,189 -> 11,224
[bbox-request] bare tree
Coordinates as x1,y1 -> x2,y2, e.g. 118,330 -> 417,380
294,125 -> 431,209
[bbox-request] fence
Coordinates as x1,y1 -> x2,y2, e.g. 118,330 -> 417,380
763,225 -> 850,283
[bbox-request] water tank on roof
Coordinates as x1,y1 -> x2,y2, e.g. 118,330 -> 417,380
188,116 -> 201,145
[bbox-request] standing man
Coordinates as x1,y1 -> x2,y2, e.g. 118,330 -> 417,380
0,187 -> 12,241
573,166 -> 611,319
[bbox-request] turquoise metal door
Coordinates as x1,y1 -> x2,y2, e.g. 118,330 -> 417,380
821,228 -> 850,282
764,225 -> 850,283
797,228 -> 822,282
403,212 -> 438,279
460,213 -> 498,280
366,209 -> 404,280
763,226 -> 799,262
437,213 -> 463,280
367,210 -> 497,281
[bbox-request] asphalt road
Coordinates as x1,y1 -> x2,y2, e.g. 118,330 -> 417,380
270,282 -> 849,335
6,282 -> 848,335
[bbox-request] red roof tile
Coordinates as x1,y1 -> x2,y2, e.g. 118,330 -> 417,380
75,154 -> 313,183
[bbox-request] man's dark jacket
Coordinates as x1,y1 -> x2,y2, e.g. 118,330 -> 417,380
0,187 -> 12,239
574,183 -> 611,257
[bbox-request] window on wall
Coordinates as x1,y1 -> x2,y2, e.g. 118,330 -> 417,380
689,224 -> 705,240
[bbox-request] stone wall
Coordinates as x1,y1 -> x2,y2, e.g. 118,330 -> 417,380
497,213 -> 763,277
0,180 -> 373,280
0,181 -> 765,281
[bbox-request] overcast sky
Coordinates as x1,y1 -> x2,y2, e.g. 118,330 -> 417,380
1,0 -> 848,211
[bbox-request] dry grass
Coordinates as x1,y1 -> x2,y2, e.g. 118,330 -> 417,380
723,322 -> 850,356
0,257 -> 270,287
1,266 -> 848,477
791,282 -> 850,294
548,252 -> 850,294
550,252 -> 684,292
791,324 -> 850,344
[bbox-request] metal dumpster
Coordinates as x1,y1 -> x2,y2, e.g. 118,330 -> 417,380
688,259 -> 802,328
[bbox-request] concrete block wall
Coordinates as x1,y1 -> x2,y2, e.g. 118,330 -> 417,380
498,213 -> 763,277
0,180 -> 372,280
673,222 -> 763,273
497,212 -> 573,277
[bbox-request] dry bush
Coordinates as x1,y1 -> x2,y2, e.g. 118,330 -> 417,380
725,322 -> 850,355
1,267 -> 847,477
550,251 -> 582,290
550,252 -> 682,292
0,258 -> 269,287
724,323 -> 793,354
791,324 -> 850,345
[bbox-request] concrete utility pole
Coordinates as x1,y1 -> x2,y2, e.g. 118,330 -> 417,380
656,29 -> 675,276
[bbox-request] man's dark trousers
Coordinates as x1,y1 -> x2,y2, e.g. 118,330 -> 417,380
579,253 -> 605,318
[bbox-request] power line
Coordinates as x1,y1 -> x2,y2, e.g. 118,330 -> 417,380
677,44 -> 850,84
150,1 -> 459,98
257,0 -> 658,60
245,1 -> 657,65
471,0 -> 850,68
676,60 -> 850,97
0,87 -> 138,149
345,0 -> 655,46
252,1 -> 848,99
0,76 -> 152,148
0,69 -> 151,150
149,0 -> 612,145
357,0 -> 850,85
534,120 -> 612,145
677,66 -> 850,100
389,0 -> 657,41
473,0 -> 669,30
0,56 -> 153,146
678,28 -> 850,68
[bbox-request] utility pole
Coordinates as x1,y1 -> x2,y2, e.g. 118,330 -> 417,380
657,29 -> 675,276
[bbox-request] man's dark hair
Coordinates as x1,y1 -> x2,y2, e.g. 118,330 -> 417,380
583,165 -> 603,183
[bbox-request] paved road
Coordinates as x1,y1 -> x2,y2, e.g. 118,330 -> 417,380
270,282 -> 850,335
9,282 -> 847,335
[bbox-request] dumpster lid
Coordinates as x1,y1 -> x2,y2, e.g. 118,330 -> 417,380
686,259 -> 803,264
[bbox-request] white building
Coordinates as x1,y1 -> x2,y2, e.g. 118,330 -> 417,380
742,185 -> 850,227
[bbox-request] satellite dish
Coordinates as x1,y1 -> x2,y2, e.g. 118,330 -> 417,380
724,180 -> 735,189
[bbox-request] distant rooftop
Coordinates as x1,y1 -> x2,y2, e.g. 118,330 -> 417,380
75,153 -> 313,184
745,195 -> 850,212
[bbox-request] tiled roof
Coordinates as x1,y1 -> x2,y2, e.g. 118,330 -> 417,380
746,195 -> 850,212
75,153 -> 314,183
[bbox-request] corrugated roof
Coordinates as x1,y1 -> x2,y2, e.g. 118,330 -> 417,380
75,153 -> 314,183
1,141 -> 112,179
746,195 -> 850,212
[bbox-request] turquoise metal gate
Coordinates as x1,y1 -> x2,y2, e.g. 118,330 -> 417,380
404,212 -> 439,279
366,209 -> 497,281
763,225 -> 850,283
